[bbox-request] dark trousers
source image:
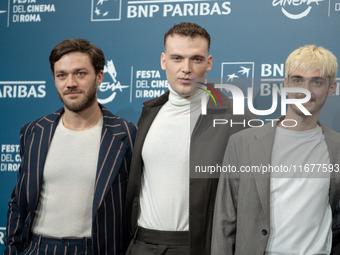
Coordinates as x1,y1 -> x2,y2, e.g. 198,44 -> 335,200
20,234 -> 92,255
126,227 -> 189,255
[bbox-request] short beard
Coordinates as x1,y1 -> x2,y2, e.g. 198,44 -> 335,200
58,79 -> 98,113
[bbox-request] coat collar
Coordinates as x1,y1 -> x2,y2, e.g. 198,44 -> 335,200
35,104 -> 126,137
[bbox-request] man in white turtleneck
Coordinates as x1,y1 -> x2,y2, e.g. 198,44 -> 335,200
125,22 -> 255,255
212,45 -> 340,255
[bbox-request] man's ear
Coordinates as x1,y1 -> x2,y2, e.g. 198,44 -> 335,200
96,70 -> 104,86
160,52 -> 166,71
328,80 -> 337,97
206,55 -> 212,73
284,77 -> 289,88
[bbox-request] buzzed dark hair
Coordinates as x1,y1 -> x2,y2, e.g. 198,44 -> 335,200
164,22 -> 211,51
49,38 -> 105,75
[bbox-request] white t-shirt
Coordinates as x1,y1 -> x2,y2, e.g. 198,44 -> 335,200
265,125 -> 332,255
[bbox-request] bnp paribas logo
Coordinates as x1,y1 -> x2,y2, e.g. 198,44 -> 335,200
221,62 -> 254,99
272,0 -> 324,19
91,0 -> 122,21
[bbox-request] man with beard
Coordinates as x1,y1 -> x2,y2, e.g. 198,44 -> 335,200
211,45 -> 340,255
4,38 -> 137,255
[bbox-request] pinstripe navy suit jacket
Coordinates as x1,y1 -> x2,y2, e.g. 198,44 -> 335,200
4,104 -> 137,255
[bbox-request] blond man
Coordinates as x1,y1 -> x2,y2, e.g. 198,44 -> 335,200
212,45 -> 340,255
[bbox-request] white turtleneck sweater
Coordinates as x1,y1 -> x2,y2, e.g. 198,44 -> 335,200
137,86 -> 207,231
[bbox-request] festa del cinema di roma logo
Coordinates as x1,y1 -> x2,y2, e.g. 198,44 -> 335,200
97,60 -> 129,104
272,0 -> 323,19
198,82 -> 312,127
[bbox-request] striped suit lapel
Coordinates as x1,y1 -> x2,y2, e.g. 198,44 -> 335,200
92,108 -> 128,219
27,109 -> 63,213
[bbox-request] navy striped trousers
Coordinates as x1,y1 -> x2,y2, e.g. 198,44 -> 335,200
20,235 -> 92,255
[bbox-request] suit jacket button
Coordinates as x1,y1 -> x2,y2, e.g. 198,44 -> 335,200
134,202 -> 138,207
262,229 -> 268,235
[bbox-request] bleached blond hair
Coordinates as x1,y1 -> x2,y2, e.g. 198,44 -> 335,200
285,45 -> 338,84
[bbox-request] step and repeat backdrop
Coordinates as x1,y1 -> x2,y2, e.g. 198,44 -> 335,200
0,0 -> 340,251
